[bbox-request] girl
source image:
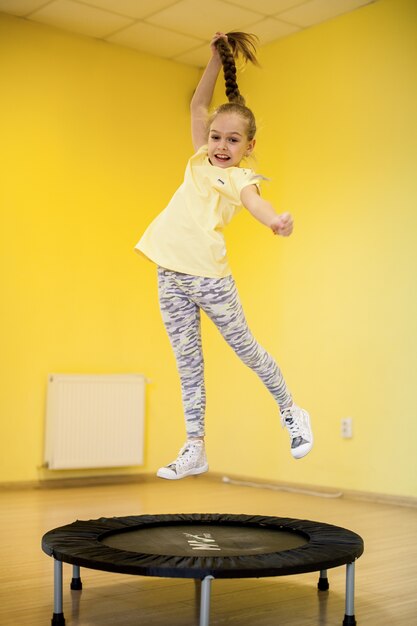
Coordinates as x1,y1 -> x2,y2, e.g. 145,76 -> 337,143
135,32 -> 313,480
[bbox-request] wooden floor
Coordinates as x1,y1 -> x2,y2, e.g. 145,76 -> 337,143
0,475 -> 416,626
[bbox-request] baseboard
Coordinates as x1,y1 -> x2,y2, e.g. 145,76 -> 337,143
0,480 -> 40,490
38,473 -> 158,489
208,472 -> 417,509
0,473 -> 157,491
337,486 -> 417,508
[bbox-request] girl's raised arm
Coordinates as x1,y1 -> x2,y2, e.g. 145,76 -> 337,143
190,33 -> 226,151
241,185 -> 294,237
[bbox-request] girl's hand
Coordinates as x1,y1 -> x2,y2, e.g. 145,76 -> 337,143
271,212 -> 294,237
210,32 -> 227,57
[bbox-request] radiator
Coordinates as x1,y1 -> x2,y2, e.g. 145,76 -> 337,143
44,374 -> 146,470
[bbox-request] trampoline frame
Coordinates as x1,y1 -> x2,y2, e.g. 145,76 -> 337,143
42,513 -> 364,626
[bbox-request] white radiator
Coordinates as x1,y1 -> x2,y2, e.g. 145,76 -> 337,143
44,374 -> 146,470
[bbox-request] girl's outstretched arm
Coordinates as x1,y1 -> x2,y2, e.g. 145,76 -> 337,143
241,185 -> 294,236
190,33 -> 226,151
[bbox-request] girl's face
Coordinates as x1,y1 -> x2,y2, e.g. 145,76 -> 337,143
208,112 -> 255,168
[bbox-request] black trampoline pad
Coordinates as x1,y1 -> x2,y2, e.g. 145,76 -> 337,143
42,513 -> 364,579
102,523 -> 307,557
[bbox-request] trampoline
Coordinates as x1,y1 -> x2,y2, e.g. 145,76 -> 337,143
42,513 -> 364,626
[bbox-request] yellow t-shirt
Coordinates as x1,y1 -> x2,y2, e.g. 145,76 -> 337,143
135,145 -> 263,278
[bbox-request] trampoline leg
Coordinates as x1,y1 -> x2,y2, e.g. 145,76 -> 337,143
70,564 -> 82,590
51,559 -> 65,625
318,569 -> 329,591
342,562 -> 356,626
200,575 -> 214,626
194,580 -> 202,621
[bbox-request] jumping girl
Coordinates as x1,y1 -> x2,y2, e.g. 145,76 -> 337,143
135,32 -> 313,480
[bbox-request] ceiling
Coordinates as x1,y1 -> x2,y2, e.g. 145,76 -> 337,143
0,0 -> 377,67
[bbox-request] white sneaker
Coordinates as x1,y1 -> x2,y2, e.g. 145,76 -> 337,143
157,440 -> 209,480
281,404 -> 313,459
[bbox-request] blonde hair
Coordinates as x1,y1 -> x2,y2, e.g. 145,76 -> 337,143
210,32 -> 259,141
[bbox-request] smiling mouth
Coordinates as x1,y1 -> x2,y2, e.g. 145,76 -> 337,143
214,154 -> 230,161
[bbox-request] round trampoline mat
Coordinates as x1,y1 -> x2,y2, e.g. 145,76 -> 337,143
42,513 -> 364,579
101,523 -> 307,557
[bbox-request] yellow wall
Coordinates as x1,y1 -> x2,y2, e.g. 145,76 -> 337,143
0,13 -> 199,483
205,0 -> 417,498
1,0 -> 416,499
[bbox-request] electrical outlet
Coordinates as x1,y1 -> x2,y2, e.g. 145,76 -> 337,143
341,417 -> 353,438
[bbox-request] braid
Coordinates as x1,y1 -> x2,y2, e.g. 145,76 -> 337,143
215,32 -> 259,106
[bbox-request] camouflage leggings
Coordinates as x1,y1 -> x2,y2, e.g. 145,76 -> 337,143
157,267 -> 292,437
